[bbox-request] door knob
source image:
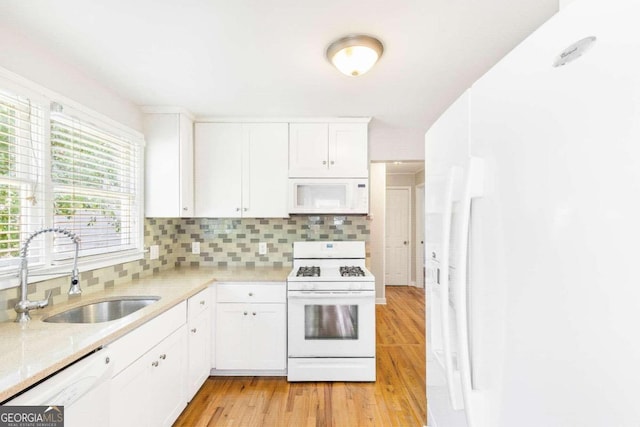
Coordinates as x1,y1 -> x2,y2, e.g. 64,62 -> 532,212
403,241 -> 408,245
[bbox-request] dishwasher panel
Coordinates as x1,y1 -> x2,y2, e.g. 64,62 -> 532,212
6,347 -> 113,427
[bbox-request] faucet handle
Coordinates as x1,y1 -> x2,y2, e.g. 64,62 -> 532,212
36,290 -> 53,309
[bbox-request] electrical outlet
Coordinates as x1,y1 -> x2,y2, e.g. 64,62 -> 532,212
258,242 -> 267,255
149,245 -> 159,260
192,241 -> 201,254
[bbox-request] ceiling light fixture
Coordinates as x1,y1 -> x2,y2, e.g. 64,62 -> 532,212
326,34 -> 384,77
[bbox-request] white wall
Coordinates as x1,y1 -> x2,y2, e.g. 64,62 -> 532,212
0,26 -> 142,131
369,126 -> 425,161
369,163 -> 386,303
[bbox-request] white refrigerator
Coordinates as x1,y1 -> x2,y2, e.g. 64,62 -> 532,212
425,0 -> 640,426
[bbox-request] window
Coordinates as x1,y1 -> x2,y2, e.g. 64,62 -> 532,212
0,89 -> 44,269
50,107 -> 141,260
0,79 -> 143,286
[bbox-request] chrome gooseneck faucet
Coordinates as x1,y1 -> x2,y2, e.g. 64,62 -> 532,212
14,227 -> 81,323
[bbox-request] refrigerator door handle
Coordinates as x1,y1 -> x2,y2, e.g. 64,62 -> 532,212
454,157 -> 485,427
440,166 -> 465,411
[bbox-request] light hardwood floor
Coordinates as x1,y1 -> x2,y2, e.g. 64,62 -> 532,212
174,286 -> 426,427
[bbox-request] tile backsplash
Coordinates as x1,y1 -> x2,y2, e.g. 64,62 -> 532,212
0,215 -> 370,321
173,216 -> 370,268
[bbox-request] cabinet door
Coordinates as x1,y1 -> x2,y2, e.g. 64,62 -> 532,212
187,308 -> 211,399
144,113 -> 181,217
179,114 -> 195,216
194,123 -> 243,217
288,123 -> 329,177
328,123 -> 369,178
151,326 -> 187,427
243,123 -> 289,217
250,303 -> 286,370
110,350 -> 153,427
215,303 -> 251,369
111,327 -> 187,427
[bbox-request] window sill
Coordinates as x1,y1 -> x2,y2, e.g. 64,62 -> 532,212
0,250 -> 145,291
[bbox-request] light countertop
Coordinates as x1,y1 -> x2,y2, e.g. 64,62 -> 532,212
0,266 -> 290,402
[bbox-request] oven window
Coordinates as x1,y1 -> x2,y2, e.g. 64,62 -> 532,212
304,305 -> 358,340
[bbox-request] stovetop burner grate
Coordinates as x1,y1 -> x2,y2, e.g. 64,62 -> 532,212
296,266 -> 321,277
340,266 -> 365,277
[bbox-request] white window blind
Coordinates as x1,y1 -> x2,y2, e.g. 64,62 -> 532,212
0,90 -> 44,268
50,109 -> 140,260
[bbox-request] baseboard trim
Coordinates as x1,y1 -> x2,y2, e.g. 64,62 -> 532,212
210,368 -> 287,377
376,297 -> 387,304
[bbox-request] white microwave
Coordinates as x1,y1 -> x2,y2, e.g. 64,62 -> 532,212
289,178 -> 369,214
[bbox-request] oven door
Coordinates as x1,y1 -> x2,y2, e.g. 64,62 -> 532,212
287,290 -> 375,358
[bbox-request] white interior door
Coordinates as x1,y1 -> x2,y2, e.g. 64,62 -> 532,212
415,184 -> 425,288
385,187 -> 411,286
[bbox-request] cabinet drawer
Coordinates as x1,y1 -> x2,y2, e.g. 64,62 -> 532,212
216,282 -> 285,303
188,287 -> 210,320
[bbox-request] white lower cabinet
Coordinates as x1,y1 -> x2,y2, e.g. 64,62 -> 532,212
187,288 -> 212,398
215,282 -> 286,372
110,325 -> 187,427
108,302 -> 188,427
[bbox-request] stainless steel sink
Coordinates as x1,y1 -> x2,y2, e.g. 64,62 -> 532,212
43,296 -> 160,323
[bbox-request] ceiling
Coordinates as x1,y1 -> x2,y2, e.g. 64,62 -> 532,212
0,0 -> 557,157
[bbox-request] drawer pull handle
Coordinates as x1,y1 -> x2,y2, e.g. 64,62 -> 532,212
244,311 -> 248,316
191,328 -> 197,333
152,361 -> 159,367
200,300 -> 205,305
248,292 -> 254,296
105,357 -> 110,364
252,312 -> 256,316
159,354 -> 167,360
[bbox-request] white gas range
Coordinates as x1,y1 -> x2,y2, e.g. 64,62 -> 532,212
287,241 -> 376,382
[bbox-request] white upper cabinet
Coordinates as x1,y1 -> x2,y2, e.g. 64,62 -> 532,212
289,123 -> 329,177
289,122 -> 369,178
194,123 -> 243,218
242,123 -> 289,217
143,112 -> 194,217
194,122 -> 289,218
